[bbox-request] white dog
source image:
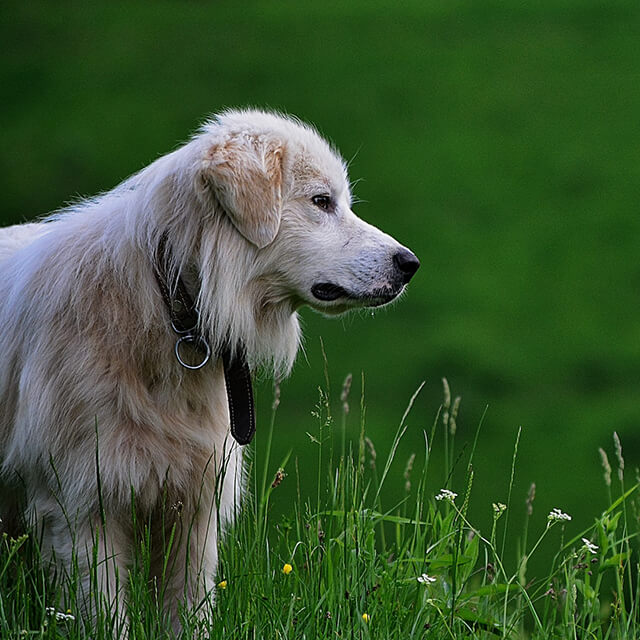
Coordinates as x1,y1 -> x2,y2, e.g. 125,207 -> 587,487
0,110 -> 419,630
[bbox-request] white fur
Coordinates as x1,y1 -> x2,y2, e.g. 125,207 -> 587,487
0,109 -> 416,631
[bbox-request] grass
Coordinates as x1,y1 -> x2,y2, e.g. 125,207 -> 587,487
1,2 -> 639,634
1,378 -> 639,639
3,0 -> 640,572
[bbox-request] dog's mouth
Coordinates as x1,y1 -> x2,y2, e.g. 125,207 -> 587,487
311,283 -> 350,301
311,282 -> 402,309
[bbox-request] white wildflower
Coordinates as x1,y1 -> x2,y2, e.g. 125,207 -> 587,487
581,538 -> 598,554
417,573 -> 437,584
45,607 -> 75,622
492,502 -> 507,515
547,508 -> 572,523
435,489 -> 457,503
57,611 -> 75,622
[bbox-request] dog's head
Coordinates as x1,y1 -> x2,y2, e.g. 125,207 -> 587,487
195,110 -> 419,317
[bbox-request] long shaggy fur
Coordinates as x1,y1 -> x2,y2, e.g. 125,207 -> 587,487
0,109 -> 417,632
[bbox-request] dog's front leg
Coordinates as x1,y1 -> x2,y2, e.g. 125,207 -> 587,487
71,514 -> 132,638
158,497 -> 219,633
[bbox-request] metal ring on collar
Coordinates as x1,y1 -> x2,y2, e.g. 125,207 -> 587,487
174,334 -> 211,370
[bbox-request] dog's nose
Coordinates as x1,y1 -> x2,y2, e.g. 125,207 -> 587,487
393,248 -> 420,283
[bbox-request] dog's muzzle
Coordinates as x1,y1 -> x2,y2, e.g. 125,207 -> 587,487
311,247 -> 420,305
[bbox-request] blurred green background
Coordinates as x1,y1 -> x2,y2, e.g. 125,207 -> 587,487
2,0 -> 640,569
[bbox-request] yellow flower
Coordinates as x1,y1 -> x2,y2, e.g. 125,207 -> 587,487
217,580 -> 227,590
282,563 -> 293,575
362,613 -> 370,623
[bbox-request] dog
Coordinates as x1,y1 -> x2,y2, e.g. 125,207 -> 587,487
0,109 -> 419,631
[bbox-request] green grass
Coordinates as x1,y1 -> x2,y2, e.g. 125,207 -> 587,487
2,380 -> 638,639
2,1 -> 640,629
3,0 -> 640,570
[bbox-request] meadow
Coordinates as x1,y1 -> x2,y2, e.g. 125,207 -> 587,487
1,0 -> 640,635
1,383 -> 638,638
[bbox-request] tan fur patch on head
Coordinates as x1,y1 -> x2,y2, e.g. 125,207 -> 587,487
203,134 -> 284,249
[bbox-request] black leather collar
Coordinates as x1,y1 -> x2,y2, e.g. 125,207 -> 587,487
153,236 -> 256,445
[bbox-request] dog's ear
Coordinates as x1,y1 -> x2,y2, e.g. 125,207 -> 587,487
200,134 -> 284,249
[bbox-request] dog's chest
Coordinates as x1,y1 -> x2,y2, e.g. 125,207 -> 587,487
105,361 -> 233,509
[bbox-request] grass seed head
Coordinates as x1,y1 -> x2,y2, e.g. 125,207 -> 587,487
272,382 -> 281,411
526,482 -> 536,516
341,373 -> 352,414
449,396 -> 461,435
598,447 -> 612,488
404,453 -> 416,493
492,502 -> 507,520
271,467 -> 286,488
364,436 -> 377,469
613,432 -> 624,483
442,378 -> 451,427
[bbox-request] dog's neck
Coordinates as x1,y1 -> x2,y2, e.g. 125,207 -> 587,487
153,235 -> 256,446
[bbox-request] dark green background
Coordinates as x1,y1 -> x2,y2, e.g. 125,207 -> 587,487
2,0 -> 640,568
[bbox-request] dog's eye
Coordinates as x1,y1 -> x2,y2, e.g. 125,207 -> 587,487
312,195 -> 333,211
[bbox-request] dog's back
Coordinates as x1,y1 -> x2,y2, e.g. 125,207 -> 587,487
0,222 -> 48,264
